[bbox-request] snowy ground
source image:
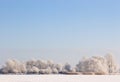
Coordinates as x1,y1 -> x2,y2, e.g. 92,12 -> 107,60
0,75 -> 120,82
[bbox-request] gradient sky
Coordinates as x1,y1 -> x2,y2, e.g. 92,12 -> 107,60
0,0 -> 120,65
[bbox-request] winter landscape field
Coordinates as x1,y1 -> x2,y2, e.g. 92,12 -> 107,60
1,0 -> 120,82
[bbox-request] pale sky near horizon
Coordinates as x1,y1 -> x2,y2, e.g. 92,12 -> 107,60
0,0 -> 120,65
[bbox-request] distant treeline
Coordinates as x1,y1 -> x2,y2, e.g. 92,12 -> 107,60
0,53 -> 119,75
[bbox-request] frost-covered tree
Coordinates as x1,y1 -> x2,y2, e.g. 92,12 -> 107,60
55,64 -> 63,72
52,68 -> 58,74
25,59 -> 64,74
76,56 -> 108,74
62,63 -> 73,73
1,59 -> 27,74
105,53 -> 119,74
31,66 -> 40,74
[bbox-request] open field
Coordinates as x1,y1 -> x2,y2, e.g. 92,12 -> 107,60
0,75 -> 120,82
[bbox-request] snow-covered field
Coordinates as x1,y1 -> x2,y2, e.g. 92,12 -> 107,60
0,75 -> 120,82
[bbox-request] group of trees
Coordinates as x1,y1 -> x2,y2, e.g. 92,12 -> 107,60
0,59 -> 74,74
0,53 -> 119,75
76,54 -> 119,74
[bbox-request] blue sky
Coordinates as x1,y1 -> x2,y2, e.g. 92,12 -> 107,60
0,0 -> 120,65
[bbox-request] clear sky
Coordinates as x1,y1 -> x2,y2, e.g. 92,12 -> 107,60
0,0 -> 120,65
